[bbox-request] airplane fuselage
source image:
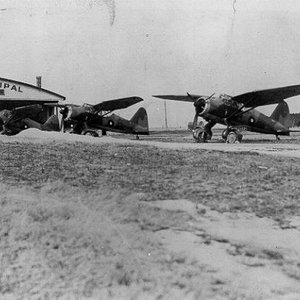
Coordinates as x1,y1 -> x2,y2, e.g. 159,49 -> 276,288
198,95 -> 289,135
64,106 -> 148,135
87,113 -> 148,134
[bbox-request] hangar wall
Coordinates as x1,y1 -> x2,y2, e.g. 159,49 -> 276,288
0,77 -> 65,122
0,77 -> 65,105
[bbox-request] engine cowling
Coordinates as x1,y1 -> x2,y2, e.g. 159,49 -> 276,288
194,98 -> 212,116
195,96 -> 229,118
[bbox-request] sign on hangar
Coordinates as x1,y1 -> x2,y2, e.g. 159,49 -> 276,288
0,77 -> 65,110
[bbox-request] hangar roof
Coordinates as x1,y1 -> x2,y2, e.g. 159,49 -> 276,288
0,77 -> 65,110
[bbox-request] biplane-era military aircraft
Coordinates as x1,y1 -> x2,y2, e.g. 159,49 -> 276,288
58,96 -> 149,138
154,84 -> 300,143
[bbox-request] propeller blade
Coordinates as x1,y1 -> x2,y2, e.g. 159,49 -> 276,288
192,111 -> 199,130
205,93 -> 215,101
186,92 -> 195,101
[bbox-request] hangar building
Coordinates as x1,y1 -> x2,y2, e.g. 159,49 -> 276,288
0,77 -> 65,123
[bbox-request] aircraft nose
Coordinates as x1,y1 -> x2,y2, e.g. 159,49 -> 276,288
194,97 -> 205,108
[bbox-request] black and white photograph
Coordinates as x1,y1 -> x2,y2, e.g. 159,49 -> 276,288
0,0 -> 300,299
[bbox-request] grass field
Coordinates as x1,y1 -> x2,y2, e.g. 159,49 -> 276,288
0,132 -> 300,298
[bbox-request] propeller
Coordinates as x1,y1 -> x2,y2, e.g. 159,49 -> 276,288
187,92 -> 215,129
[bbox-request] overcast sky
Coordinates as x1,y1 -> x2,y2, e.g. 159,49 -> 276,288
1,0 -> 300,128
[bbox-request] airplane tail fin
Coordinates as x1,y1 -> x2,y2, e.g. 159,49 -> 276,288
24,115 -> 60,131
270,101 -> 291,128
42,115 -> 60,131
130,107 -> 149,134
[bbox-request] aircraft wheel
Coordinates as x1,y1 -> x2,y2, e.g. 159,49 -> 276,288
226,132 -> 237,143
193,129 -> 208,143
226,131 -> 242,143
84,130 -> 99,137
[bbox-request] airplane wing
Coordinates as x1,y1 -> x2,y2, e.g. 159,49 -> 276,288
43,103 -> 76,108
153,94 -> 207,102
232,84 -> 300,107
93,96 -> 143,112
8,104 -> 44,121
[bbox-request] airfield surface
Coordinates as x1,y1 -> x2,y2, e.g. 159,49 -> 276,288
0,129 -> 300,299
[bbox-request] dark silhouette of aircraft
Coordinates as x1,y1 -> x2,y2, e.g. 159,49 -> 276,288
0,104 -> 60,135
154,85 -> 300,143
59,96 -> 149,138
0,97 -> 149,138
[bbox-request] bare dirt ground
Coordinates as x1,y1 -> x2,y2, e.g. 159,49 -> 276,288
1,129 -> 300,299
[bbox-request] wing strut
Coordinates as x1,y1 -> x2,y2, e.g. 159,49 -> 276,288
226,96 -> 257,121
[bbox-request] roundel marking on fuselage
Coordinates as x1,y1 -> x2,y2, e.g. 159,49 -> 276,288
249,117 -> 255,125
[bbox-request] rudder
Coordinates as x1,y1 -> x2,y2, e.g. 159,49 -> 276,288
42,115 -> 60,131
270,101 -> 291,128
130,107 -> 149,134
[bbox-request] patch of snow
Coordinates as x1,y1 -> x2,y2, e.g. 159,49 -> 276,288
146,199 -> 300,298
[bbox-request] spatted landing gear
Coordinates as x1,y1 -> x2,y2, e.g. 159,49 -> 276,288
222,128 -> 243,143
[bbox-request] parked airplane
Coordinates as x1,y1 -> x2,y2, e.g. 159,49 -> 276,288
59,96 -> 149,138
0,96 -> 149,138
0,104 -> 59,135
154,85 -> 300,143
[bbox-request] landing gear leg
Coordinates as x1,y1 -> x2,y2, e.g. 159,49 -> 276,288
136,135 -> 140,140
203,120 -> 215,140
275,135 -> 280,141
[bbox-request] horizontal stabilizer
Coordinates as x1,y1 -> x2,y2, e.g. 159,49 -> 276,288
286,129 -> 300,133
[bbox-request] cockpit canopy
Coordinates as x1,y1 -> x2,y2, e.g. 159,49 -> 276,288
219,94 -> 232,100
